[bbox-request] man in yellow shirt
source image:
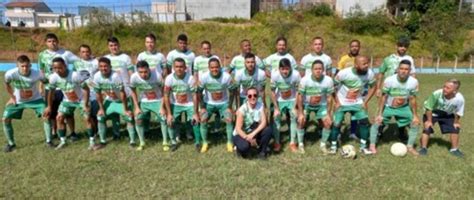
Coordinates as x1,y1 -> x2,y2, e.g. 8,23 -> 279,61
336,40 -> 360,74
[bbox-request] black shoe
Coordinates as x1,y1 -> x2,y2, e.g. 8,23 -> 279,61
195,143 -> 201,152
113,134 -> 121,141
4,144 -> 16,153
129,143 -> 138,148
92,143 -> 107,151
46,141 -> 55,148
170,144 -> 178,152
257,152 -> 267,160
68,132 -> 80,142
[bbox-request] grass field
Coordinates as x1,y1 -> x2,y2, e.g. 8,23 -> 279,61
0,74 -> 473,199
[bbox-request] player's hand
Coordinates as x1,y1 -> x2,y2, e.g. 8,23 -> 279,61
43,107 -> 51,119
199,108 -> 207,117
454,122 -> 461,129
298,114 -> 306,125
134,108 -> 142,117
97,109 -> 105,117
226,108 -> 233,116
273,108 -> 280,118
362,102 -> 369,110
159,109 -> 166,118
166,114 -> 173,127
376,89 -> 382,98
323,115 -> 332,127
7,97 -> 17,106
412,115 -> 420,126
334,102 -> 341,110
84,105 -> 90,114
192,114 -> 200,123
424,120 -> 433,129
249,138 -> 257,147
375,115 -> 383,124
124,110 -> 133,118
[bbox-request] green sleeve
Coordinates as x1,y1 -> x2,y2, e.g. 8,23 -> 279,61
423,93 -> 437,111
379,57 -> 388,74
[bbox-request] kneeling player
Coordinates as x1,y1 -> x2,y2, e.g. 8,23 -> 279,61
3,55 -> 52,152
368,60 -> 419,155
418,79 -> 465,158
296,60 -> 334,154
198,58 -> 236,153
130,61 -> 168,151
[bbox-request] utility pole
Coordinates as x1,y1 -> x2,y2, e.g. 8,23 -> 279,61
458,0 -> 463,14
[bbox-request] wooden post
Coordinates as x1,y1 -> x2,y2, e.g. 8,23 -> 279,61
436,55 -> 440,73
454,55 -> 458,72
370,56 -> 373,68
470,55 -> 473,72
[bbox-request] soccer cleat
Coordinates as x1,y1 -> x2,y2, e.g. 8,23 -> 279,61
360,148 -> 373,155
407,147 -> 419,156
369,144 -> 377,154
349,133 -> 359,140
129,143 -> 138,148
92,143 -> 106,151
4,144 -> 16,153
170,144 -> 178,152
320,145 -> 329,155
328,146 -> 337,155
289,143 -> 298,153
273,143 -> 281,152
226,143 -> 234,153
163,144 -> 170,152
68,133 -> 80,142
449,149 -> 464,158
195,143 -> 201,152
200,143 -> 209,153
88,143 -> 95,151
186,132 -> 194,141
176,136 -> 182,144
46,141 -> 55,148
136,144 -> 145,151
113,134 -> 121,141
418,148 -> 428,156
257,152 -> 267,160
298,144 -> 305,154
55,142 -> 67,150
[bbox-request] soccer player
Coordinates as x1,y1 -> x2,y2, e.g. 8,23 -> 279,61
300,37 -> 333,77
377,38 -> 416,97
228,39 -> 265,74
296,60 -> 334,154
263,36 -> 298,77
337,40 -> 360,74
331,56 -> 376,155
418,79 -> 465,158
164,58 -> 200,151
270,58 -> 301,153
233,87 -> 272,160
92,57 -> 137,150
234,53 -> 267,107
38,33 -> 79,140
368,60 -> 419,155
136,33 -> 168,78
3,55 -> 52,152
198,58 -> 236,153
193,40 -> 220,81
104,36 -> 133,139
44,57 -> 92,150
166,34 -> 195,75
130,61 -> 168,151
73,44 -> 99,135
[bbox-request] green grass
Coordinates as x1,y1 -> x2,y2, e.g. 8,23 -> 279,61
0,74 -> 473,198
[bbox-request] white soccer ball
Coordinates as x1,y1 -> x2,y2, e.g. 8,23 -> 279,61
340,144 -> 357,159
390,142 -> 408,157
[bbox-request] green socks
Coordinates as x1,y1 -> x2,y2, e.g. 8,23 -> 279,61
98,122 -> 107,143
58,129 -> 66,143
200,122 -> 209,144
87,128 -> 94,145
290,118 -> 297,144
296,128 -> 304,145
273,119 -> 281,145
226,122 -> 233,144
407,125 -> 419,147
369,124 -> 380,145
160,122 -> 168,145
168,126 -> 177,145
43,121 -> 52,143
358,123 -> 369,149
192,124 -> 201,145
3,122 -> 15,145
320,128 -> 330,146
127,123 -> 136,144
136,122 -> 145,146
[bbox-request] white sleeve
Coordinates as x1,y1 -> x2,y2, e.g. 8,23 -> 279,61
456,97 -> 465,117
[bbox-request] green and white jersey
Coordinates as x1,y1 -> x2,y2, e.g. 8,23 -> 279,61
48,71 -> 86,103
199,71 -> 235,105
379,54 -> 416,78
73,58 -> 98,101
234,68 -> 266,98
263,52 -> 298,72
38,49 -> 79,78
270,70 -> 301,102
164,73 -> 196,107
382,75 -> 418,108
166,49 -> 195,74
130,71 -> 163,103
334,67 -> 376,106
229,54 -> 265,73
300,53 -> 332,76
298,75 -> 334,107
136,51 -> 166,75
92,71 -> 124,102
424,89 -> 465,116
193,55 -> 220,78
5,68 -> 45,103
233,101 -> 264,135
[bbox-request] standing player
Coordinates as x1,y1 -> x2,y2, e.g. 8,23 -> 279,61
234,53 -> 267,107
368,60 -> 419,155
300,37 -> 333,77
130,61 -> 168,151
92,57 -> 137,150
331,56 -> 376,155
73,44 -> 99,136
418,79 -> 465,157
296,60 -> 334,154
166,34 -> 195,75
263,37 -> 298,77
198,58 -> 236,153
136,33 -> 168,78
44,58 -> 92,150
38,33 -> 79,140
228,39 -> 265,74
270,58 -> 301,153
164,58 -> 200,151
3,55 -> 52,152
193,41 -> 220,81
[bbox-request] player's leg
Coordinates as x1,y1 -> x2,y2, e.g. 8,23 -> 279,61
199,104 -> 210,153
315,107 -> 331,154
351,105 -> 371,154
330,106 -> 346,154
2,103 -> 21,152
272,102 -> 282,152
418,114 -> 435,155
185,105 -> 201,151
55,102 -> 74,149
369,106 -> 392,154
36,99 -> 54,148
439,116 -> 463,157
296,107 -> 307,153
221,104 -> 234,153
80,105 -> 95,150
398,106 -> 419,156
134,105 -> 147,150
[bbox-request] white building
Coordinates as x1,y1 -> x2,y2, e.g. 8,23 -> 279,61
5,1 -> 61,28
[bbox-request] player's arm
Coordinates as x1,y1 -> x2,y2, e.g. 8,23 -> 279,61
130,87 -> 141,116
163,85 -> 173,126
192,90 -> 200,123
5,81 -> 16,104
235,110 -> 247,137
96,90 -> 105,114
43,84 -> 55,118
409,95 -> 419,124
296,91 -> 304,117
326,92 -> 334,118
270,88 -> 279,117
363,82 -> 377,109
119,87 -> 130,115
82,84 -> 90,111
423,93 -> 437,129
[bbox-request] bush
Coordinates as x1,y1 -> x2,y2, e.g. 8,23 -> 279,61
342,9 -> 391,35
306,3 -> 334,17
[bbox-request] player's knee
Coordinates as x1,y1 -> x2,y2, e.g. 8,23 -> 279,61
56,114 -> 65,122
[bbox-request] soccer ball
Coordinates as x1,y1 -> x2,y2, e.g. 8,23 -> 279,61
340,144 -> 357,159
390,142 -> 408,157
